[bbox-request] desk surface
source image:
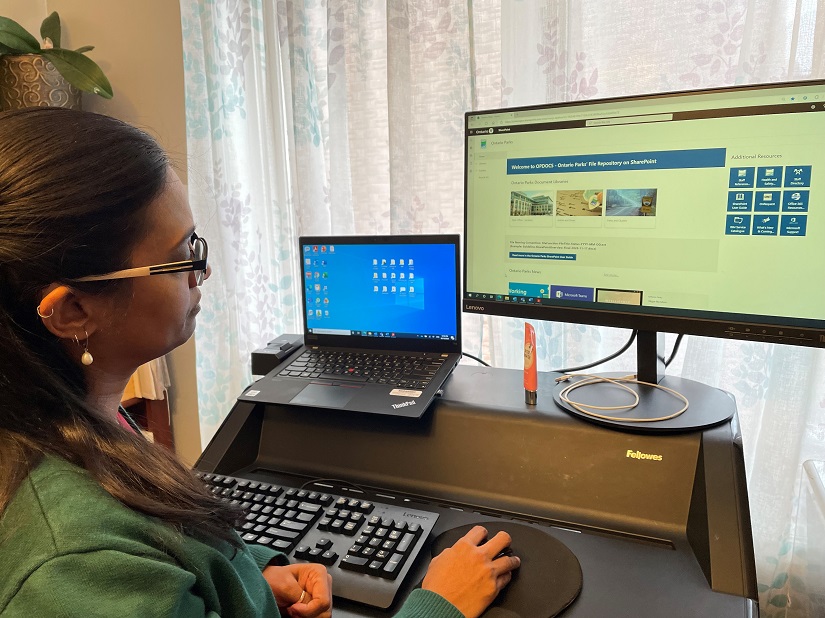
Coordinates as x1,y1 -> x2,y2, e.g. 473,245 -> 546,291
200,364 -> 758,617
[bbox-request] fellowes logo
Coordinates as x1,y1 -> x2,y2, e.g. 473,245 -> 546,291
626,449 -> 663,462
465,304 -> 485,312
391,400 -> 416,410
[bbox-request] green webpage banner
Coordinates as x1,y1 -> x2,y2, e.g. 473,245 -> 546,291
465,84 -> 825,322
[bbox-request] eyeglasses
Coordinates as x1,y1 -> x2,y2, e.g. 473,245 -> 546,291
72,233 -> 209,286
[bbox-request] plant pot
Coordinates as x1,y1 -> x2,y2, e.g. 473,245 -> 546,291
0,54 -> 82,111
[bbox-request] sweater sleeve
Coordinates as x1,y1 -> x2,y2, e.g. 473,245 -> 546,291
3,550 -> 218,618
393,589 -> 464,618
245,542 -> 290,570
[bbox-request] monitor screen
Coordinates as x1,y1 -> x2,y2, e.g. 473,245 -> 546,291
299,235 -> 460,348
463,80 -> 825,349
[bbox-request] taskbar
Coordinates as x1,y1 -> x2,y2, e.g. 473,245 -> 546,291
466,292 -> 544,304
308,328 -> 456,341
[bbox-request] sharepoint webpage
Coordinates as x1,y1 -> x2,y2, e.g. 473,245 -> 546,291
465,100 -> 824,321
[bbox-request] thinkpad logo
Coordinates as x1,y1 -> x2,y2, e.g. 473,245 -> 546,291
391,400 -> 416,410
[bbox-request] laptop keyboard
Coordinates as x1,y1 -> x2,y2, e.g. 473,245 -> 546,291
198,471 -> 439,609
278,349 -> 448,390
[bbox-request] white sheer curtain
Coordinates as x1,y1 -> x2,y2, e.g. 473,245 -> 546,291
180,1 -> 825,614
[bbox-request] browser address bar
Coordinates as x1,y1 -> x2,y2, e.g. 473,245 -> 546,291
585,113 -> 673,126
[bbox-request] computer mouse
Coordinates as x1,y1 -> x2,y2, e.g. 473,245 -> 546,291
430,521 -> 582,618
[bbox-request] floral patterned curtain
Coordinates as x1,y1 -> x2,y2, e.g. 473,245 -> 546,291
181,1 -> 825,614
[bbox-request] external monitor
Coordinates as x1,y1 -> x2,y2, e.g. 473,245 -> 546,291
462,80 -> 825,430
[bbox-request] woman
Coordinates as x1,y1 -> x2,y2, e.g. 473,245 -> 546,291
0,107 -> 519,618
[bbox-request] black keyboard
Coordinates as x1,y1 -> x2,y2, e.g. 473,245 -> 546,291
197,472 -> 439,609
278,349 -> 447,390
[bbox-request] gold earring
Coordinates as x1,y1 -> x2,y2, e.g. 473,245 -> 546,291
36,305 -> 54,318
75,329 -> 94,366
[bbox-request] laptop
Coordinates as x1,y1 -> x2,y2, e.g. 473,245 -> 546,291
239,234 -> 462,418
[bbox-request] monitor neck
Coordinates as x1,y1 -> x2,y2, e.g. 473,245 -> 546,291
637,330 -> 666,384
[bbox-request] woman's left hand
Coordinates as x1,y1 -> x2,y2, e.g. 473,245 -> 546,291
262,563 -> 332,618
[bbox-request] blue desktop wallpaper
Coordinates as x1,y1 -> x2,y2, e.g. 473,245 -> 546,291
302,242 -> 458,338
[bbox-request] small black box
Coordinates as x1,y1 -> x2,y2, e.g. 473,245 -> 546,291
251,334 -> 303,376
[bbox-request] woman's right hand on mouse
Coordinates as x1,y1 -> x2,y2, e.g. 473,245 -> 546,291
422,525 -> 521,618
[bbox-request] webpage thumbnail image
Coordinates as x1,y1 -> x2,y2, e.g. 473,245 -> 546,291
605,189 -> 657,217
509,188 -> 658,218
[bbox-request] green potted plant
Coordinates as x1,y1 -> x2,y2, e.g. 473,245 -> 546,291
0,11 -> 113,110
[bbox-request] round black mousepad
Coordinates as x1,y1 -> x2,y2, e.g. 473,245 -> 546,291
430,521 -> 582,618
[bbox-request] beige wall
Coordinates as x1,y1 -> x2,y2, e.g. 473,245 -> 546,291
1,0 -> 203,464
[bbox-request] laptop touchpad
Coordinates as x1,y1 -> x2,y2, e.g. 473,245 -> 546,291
290,383 -> 359,408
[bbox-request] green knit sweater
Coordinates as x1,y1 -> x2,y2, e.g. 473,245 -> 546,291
0,456 -> 463,618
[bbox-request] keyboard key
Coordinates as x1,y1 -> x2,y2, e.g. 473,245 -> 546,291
340,555 -> 370,573
266,527 -> 301,540
343,521 -> 360,535
368,560 -> 384,572
379,553 -> 406,580
397,532 -> 415,553
280,519 -> 309,532
294,545 -> 311,559
298,502 -> 322,514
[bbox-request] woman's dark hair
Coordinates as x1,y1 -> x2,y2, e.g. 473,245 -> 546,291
0,107 -> 240,544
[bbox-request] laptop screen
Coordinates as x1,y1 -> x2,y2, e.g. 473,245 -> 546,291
299,235 -> 460,347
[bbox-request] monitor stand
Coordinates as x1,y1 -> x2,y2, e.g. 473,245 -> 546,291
552,330 -> 735,433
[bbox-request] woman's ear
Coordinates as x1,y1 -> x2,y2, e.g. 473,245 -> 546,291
37,285 -> 99,340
